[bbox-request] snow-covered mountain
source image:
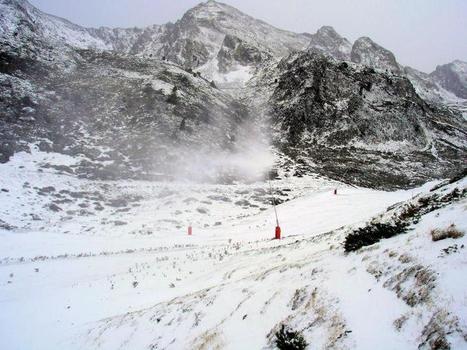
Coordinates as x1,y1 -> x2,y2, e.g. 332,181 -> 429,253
348,36 -> 467,109
1,0 -> 465,103
0,0 -> 111,55
139,1 -> 310,65
1,0 -> 466,188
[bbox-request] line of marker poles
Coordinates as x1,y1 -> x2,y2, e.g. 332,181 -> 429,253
187,172 -> 282,240
186,161 -> 360,237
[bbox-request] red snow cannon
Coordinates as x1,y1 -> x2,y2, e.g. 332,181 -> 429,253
275,226 -> 281,240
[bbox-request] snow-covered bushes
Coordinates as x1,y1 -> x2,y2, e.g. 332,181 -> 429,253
344,175 -> 466,252
344,222 -> 408,252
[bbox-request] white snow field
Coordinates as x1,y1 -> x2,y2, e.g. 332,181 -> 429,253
0,149 -> 466,350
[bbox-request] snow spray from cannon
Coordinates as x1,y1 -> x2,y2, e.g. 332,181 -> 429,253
268,177 -> 281,240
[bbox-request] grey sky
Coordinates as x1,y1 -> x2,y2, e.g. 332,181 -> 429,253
29,0 -> 467,73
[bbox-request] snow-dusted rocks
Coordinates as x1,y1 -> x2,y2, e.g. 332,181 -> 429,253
265,51 -> 466,188
217,34 -> 270,73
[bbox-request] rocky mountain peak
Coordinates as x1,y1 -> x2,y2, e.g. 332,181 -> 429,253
183,0 -> 246,23
154,0 -> 310,72
351,36 -> 401,74
307,25 -> 352,61
260,50 -> 466,188
316,26 -> 341,38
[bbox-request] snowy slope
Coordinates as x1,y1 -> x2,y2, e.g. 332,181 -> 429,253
1,147 -> 465,349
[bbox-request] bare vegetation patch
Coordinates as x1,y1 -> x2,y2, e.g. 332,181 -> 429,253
431,224 -> 464,242
418,309 -> 466,350
383,264 -> 437,306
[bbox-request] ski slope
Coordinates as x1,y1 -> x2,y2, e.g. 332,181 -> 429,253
0,149 -> 466,349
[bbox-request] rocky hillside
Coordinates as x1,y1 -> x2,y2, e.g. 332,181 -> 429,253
249,51 -> 466,188
0,47 -> 261,182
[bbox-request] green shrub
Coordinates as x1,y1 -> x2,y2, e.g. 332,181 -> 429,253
275,325 -> 308,350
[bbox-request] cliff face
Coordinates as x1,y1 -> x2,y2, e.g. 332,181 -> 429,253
262,52 -> 466,188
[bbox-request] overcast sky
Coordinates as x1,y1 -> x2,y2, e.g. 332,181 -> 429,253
29,0 -> 467,73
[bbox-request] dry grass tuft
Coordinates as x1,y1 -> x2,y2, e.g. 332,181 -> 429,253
431,224 -> 464,242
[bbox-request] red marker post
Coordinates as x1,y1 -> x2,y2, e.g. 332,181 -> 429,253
188,225 -> 192,236
275,225 -> 281,240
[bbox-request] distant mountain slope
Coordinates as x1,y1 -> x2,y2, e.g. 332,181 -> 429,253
1,0 -> 465,101
136,1 -> 310,66
430,60 -> 467,99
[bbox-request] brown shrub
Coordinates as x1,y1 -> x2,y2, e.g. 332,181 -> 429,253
431,224 -> 464,242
